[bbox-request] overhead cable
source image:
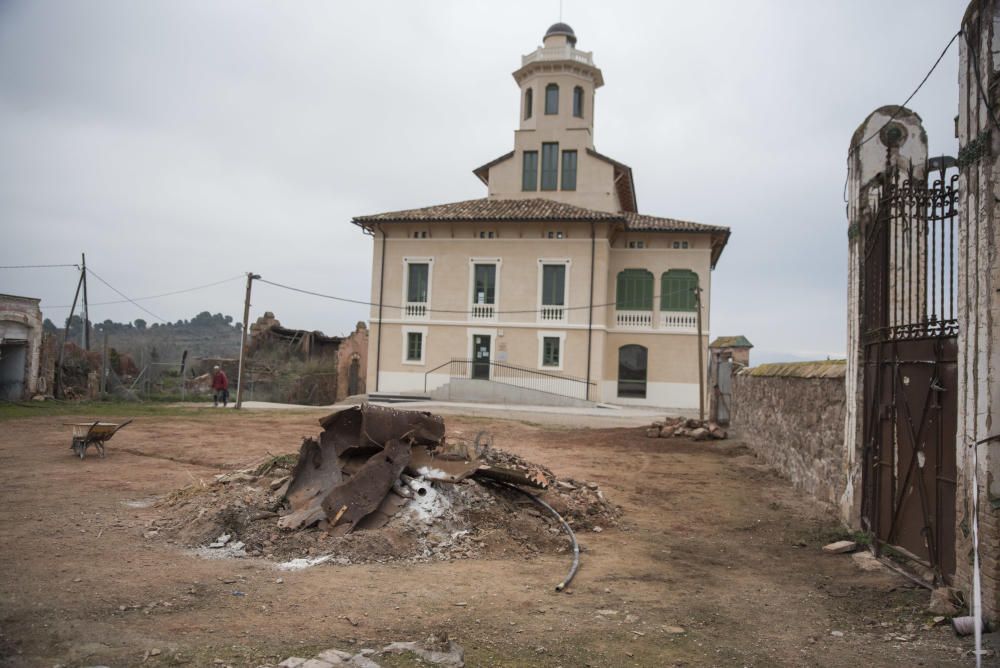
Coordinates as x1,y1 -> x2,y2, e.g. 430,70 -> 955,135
84,267 -> 167,323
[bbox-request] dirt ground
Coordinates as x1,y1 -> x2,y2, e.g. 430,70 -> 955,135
0,406 -> 987,667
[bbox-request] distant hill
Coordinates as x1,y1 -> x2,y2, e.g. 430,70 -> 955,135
44,311 -> 243,365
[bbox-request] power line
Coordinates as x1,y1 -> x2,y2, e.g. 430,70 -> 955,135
46,274 -> 245,309
0,263 -> 79,269
84,267 -> 167,323
257,277 -> 701,316
843,30 -> 961,203
849,30 -> 960,156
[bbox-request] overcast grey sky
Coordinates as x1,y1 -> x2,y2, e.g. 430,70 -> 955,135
0,1 -> 967,363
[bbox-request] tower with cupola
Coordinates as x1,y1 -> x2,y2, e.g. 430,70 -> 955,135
476,24 -> 631,213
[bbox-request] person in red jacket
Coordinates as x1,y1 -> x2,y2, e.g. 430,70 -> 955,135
211,365 -> 229,407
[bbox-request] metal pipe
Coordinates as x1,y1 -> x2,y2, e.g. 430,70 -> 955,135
585,222 -> 595,401
375,224 -> 387,392
494,480 -> 579,592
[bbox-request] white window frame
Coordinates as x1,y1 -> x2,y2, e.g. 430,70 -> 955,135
402,257 -> 434,320
627,240 -> 646,249
468,257 -> 502,321
671,240 -> 690,249
537,330 -> 566,371
401,325 -> 428,365
536,258 -> 571,323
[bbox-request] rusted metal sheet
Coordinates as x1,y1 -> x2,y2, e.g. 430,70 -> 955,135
355,489 -> 410,530
278,437 -> 344,530
407,445 -> 479,483
318,404 -> 445,457
473,465 -> 549,490
321,439 -> 411,536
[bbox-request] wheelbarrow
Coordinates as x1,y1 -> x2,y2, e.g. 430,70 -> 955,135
65,419 -> 134,459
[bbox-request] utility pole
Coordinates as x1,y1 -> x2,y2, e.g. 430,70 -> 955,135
81,253 -> 90,350
55,267 -> 85,398
235,272 -> 260,410
694,286 -> 705,422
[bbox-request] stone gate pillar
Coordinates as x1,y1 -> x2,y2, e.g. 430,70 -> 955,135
842,106 -> 928,527
957,0 -> 1000,620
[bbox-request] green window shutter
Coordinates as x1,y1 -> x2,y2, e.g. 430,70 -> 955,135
561,150 -> 577,191
660,270 -> 698,311
474,264 -> 496,304
407,263 -> 428,303
406,332 -> 422,361
545,83 -> 559,114
522,151 -> 538,191
542,265 -> 565,306
615,269 -> 653,310
541,143 -> 558,191
542,337 -> 560,366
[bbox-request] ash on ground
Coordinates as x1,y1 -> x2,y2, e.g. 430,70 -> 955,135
154,430 -> 620,565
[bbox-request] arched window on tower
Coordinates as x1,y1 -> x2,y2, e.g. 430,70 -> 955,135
573,86 -> 584,118
524,88 -> 533,120
545,83 -> 559,115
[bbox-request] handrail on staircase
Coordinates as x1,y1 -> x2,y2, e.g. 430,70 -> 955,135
424,358 -> 595,399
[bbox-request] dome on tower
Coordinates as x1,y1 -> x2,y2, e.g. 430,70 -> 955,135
544,22 -> 577,45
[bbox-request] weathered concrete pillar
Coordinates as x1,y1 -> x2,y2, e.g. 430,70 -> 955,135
842,106 -> 928,527
957,0 -> 1000,621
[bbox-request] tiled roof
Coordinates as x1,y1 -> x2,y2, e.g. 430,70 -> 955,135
623,212 -> 729,233
709,335 -> 753,349
353,198 -> 623,223
740,359 -> 846,379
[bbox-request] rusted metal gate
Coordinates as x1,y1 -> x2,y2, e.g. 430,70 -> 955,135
860,159 -> 959,583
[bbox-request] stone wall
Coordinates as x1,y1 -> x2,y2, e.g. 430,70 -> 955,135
730,361 -> 847,508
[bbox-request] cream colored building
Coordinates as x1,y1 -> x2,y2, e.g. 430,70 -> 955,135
353,23 -> 730,409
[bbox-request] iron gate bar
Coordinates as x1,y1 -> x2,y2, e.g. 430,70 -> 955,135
860,157 -> 959,582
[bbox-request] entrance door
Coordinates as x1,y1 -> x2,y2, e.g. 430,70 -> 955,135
714,356 -> 733,425
472,335 -> 491,379
617,344 -> 647,398
0,342 -> 27,401
347,356 -> 360,396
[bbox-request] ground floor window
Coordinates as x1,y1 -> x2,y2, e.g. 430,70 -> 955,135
617,344 -> 647,398
405,332 -> 423,363
542,336 -> 560,367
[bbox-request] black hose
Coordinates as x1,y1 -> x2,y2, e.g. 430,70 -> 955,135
495,480 -> 580,592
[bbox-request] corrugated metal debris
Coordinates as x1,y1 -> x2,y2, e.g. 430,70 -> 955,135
279,404 -> 549,535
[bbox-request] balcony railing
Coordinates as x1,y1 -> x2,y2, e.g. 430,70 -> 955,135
471,303 -> 496,320
521,46 -> 595,67
615,310 -> 652,329
404,302 -> 427,319
539,305 -> 565,322
660,311 -> 697,332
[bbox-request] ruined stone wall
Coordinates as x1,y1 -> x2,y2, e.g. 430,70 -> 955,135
0,294 -> 44,398
336,322 -> 368,401
731,362 -> 847,509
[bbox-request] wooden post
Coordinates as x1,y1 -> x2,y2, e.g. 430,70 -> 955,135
694,286 -> 705,422
81,253 -> 90,350
55,268 -> 85,398
235,272 -> 260,409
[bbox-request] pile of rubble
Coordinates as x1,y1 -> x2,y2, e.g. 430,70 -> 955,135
275,633 -> 464,668
645,417 -> 727,441
156,405 -> 620,566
